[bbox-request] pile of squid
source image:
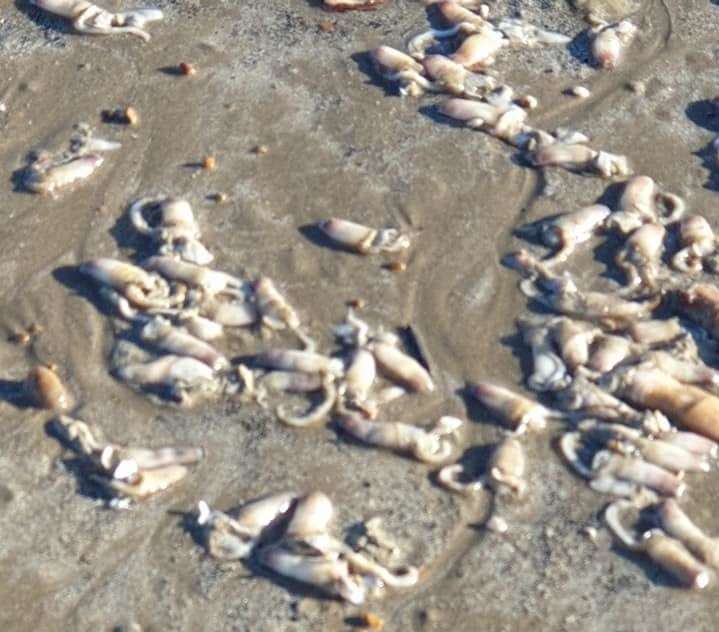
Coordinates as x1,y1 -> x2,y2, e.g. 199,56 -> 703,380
197,491 -> 419,605
469,169 -> 719,589
369,1 -> 636,178
79,195 -> 310,407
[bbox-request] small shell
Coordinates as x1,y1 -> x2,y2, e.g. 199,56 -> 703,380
24,366 -> 73,412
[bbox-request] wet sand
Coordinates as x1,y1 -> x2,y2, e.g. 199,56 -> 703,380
1,1 -> 719,630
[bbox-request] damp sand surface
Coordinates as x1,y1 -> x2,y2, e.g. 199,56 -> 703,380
1,1 -> 719,630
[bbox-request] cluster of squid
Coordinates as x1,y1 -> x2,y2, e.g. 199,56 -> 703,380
198,491 -> 419,605
468,170 -> 719,589
370,1 -> 637,178
79,195 -> 308,407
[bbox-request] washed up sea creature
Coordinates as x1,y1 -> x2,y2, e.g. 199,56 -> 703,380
30,0 -> 163,41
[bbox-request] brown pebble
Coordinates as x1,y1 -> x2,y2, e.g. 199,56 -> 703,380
27,323 -> 44,336
202,156 -> 216,171
179,62 -> 196,76
24,365 -> 73,412
9,332 -> 30,345
347,298 -> 366,310
385,261 -> 406,273
252,144 -> 269,155
124,106 -> 140,127
318,19 -> 335,32
361,612 -> 384,630
209,192 -> 228,203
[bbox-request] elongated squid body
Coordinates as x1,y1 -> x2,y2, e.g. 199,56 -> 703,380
30,0 -> 163,41
254,349 -> 344,378
605,499 -> 711,589
612,364 -> 719,442
585,333 -> 637,374
615,222 -> 666,291
439,435 -> 526,495
471,381 -> 563,433
550,317 -> 599,371
676,283 -> 719,341
115,355 -> 217,406
450,27 -> 507,69
143,256 -> 244,298
276,375 -> 338,428
24,153 -> 105,196
515,204 -> 610,265
553,375 -> 643,424
560,432 -> 685,497
607,175 -> 685,235
140,316 -> 228,370
657,499 -> 719,571
644,350 -> 719,387
672,216 -> 717,274
197,492 -> 297,560
370,46 -> 435,96
530,142 -> 631,178
324,0 -> 385,11
495,17 -> 571,47
439,98 -> 528,144
337,414 -> 462,463
579,420 -> 711,474
367,340 -> 434,393
319,218 -> 410,255
421,55 -> 497,99
254,277 -> 302,333
80,258 -> 173,311
627,318 -> 683,346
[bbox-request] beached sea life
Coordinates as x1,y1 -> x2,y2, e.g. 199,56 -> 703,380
54,415 -> 202,503
560,432 -> 686,497
30,0 -> 163,41
370,46 -> 434,96
614,222 -> 666,292
450,27 -> 506,68
517,317 -> 571,391
550,317 -> 599,371
319,218 -> 410,255
657,499 -> 719,571
421,55 -> 497,98
676,283 -> 719,340
603,364 -> 719,442
439,98 -> 528,144
515,204 -> 610,265
197,492 -> 297,560
80,258 -> 175,312
530,142 -> 631,178
115,355 -> 218,406
672,216 -> 717,274
589,18 -> 637,69
495,17 -> 571,47
139,316 -> 228,370
143,256 -> 245,299
337,414 -> 462,463
24,365 -> 73,412
627,318 -> 683,346
324,0 -> 385,11
438,435 -> 527,495
606,175 -> 685,235
129,197 -> 213,265
605,499 -> 711,589
471,381 -> 563,433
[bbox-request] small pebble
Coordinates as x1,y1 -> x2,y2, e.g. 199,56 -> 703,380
9,331 -> 30,345
209,192 -> 228,203
252,144 -> 269,155
348,298 -> 366,310
124,106 -> 140,127
566,85 -> 591,99
318,19 -> 335,32
361,612 -> 384,630
626,80 -> 645,95
486,515 -> 508,533
385,261 -> 406,273
202,156 -> 216,171
179,62 -> 196,76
